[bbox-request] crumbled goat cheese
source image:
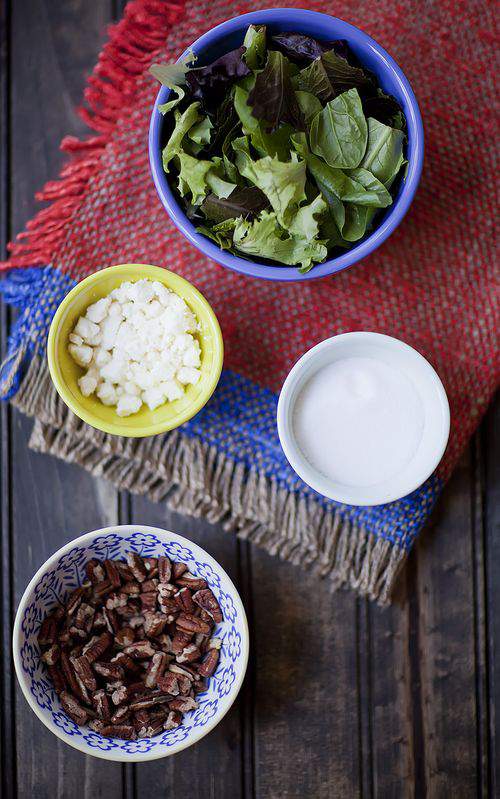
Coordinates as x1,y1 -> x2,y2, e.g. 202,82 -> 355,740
68,279 -> 201,416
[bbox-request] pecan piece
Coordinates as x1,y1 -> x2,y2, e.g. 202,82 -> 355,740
92,579 -> 114,599
111,705 -> 131,724
126,552 -> 147,583
176,573 -> 207,591
145,652 -> 168,689
86,559 -> 106,584
60,650 -> 88,702
74,602 -> 95,632
172,562 -> 188,580
176,612 -> 212,635
163,710 -> 183,730
41,644 -> 60,666
111,684 -> 131,706
129,693 -> 172,711
121,581 -> 141,596
93,689 -> 111,721
142,578 -> 158,593
123,640 -> 156,659
158,556 -> 172,583
168,663 -> 196,682
38,613 -> 59,646
105,593 -> 128,610
48,664 -> 66,694
168,696 -> 198,713
197,648 -> 219,677
115,627 -> 135,648
66,587 -> 86,616
192,589 -> 223,624
176,644 -> 201,664
137,722 -> 163,738
84,631 -> 112,663
175,587 -> 195,613
60,691 -> 88,726
144,557 -> 159,577
104,559 -> 121,588
71,655 -> 97,692
140,592 -> 157,613
100,724 -> 136,740
89,719 -> 107,733
156,672 -> 179,696
93,661 -> 124,681
115,562 -> 134,582
143,612 -> 167,638
110,652 -> 140,674
170,630 -> 193,655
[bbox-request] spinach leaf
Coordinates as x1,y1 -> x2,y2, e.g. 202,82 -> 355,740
309,88 -> 368,169
345,167 -> 392,207
321,49 -> 374,96
360,118 -> 405,184
201,186 -> 269,223
291,132 -> 345,231
247,50 -> 304,132
342,204 -> 375,241
243,25 -> 267,70
292,58 -> 334,103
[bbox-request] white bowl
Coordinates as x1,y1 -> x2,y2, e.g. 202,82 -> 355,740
13,525 -> 249,762
277,332 -> 450,506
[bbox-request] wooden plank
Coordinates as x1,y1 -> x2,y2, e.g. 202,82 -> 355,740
8,1 -> 123,796
368,574 -> 415,799
482,396 -> 500,797
131,495 -> 245,799
415,449 -> 478,797
250,549 -> 362,799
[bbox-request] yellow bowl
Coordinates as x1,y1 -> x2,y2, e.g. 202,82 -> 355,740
47,264 -> 224,437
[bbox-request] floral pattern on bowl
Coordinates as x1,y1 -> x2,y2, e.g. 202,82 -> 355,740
13,525 -> 249,762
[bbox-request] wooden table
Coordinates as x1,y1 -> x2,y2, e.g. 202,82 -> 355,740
1,3 -> 498,797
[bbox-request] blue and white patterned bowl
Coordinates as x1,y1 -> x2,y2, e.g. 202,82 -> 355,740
13,525 -> 249,762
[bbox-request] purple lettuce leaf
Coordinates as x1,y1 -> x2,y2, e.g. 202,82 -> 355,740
270,33 -> 349,64
247,50 -> 304,132
185,46 -> 250,113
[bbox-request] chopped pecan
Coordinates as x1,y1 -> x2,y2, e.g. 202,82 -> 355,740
111,684 -> 130,706
197,648 -> 219,677
60,650 -> 88,702
123,640 -> 156,659
158,556 -> 172,583
168,663 -> 196,682
128,615 -> 146,629
110,651 -> 140,674
192,589 -> 223,624
92,579 -> 114,599
145,652 -> 168,689
48,664 -> 66,694
133,709 -> 150,731
142,578 -> 158,593
126,552 -> 147,583
176,612 -> 212,635
171,630 -> 193,655
115,561 -> 134,582
129,692 -> 172,711
121,581 -> 141,596
38,613 -> 59,646
111,705 -> 131,724
175,587 -> 195,613
93,689 -> 111,720
93,661 -> 124,681
100,724 -> 136,740
84,631 -> 113,663
156,672 -> 179,696
41,644 -> 60,666
72,655 -> 97,692
176,573 -> 208,591
104,559 -> 121,588
143,612 -> 167,638
66,587 -> 86,616
168,696 -> 198,713
140,592 -> 157,613
163,710 -> 183,730
115,627 -> 135,648
60,691 -> 88,725
68,626 -> 88,641
105,593 -> 128,610
74,602 -> 95,632
172,562 -> 188,579
92,611 -> 106,629
144,557 -> 159,577
89,719 -> 107,733
86,559 -> 106,584
194,678 -> 209,694
176,644 -> 201,664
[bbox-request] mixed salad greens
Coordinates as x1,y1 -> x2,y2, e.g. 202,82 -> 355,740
151,26 -> 407,272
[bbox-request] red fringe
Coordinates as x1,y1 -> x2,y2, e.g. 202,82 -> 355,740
1,0 -> 185,271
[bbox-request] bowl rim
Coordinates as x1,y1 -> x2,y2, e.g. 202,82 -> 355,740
47,263 -> 224,438
276,332 -> 450,505
12,524 -> 250,762
149,8 -> 424,282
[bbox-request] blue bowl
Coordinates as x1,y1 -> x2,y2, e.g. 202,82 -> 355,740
149,9 -> 424,282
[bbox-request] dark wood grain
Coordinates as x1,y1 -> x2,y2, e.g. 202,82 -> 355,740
1,0 -> 499,797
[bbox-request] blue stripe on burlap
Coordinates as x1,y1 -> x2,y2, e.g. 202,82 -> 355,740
0,265 -> 442,551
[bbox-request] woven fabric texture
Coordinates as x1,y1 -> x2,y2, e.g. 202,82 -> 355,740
0,0 -> 498,603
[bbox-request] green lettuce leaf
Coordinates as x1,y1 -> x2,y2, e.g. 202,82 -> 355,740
206,157 -> 237,198
158,85 -> 185,115
201,186 -> 269,223
309,88 -> 368,169
288,194 -> 327,239
291,49 -> 373,103
196,218 -> 237,249
188,115 -> 213,145
150,55 -> 196,114
360,118 -> 405,184
232,211 -> 327,269
233,136 -> 307,227
177,153 -> 236,204
292,58 -> 334,103
243,24 -> 267,71
162,102 -> 201,172
247,50 -> 304,131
